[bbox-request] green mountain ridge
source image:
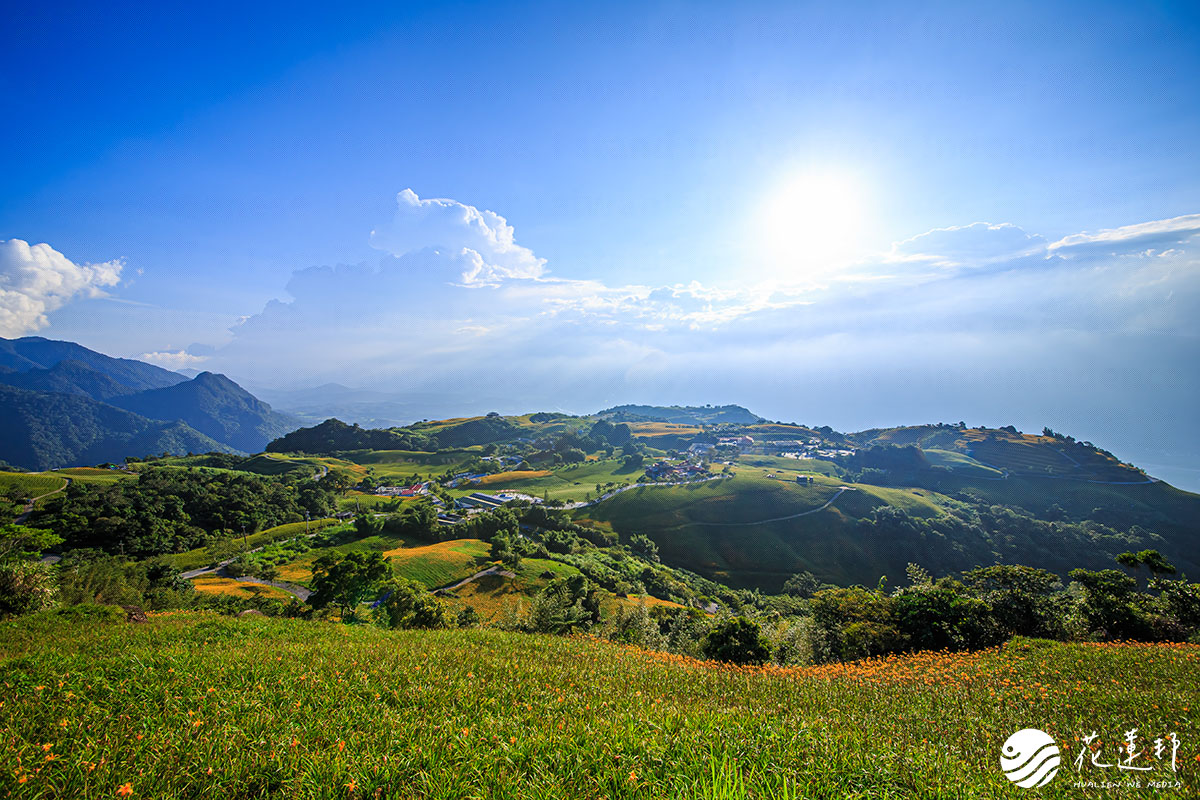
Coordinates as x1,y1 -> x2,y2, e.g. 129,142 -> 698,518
0,335 -> 185,392
0,338 -> 301,469
109,371 -> 299,453
0,384 -> 235,471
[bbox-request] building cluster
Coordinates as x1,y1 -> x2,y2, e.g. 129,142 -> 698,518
373,481 -> 429,497
645,460 -> 709,481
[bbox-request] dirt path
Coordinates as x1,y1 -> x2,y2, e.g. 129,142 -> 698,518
688,486 -> 855,527
14,476 -> 72,524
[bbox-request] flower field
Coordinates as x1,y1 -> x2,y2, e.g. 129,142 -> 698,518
1,612 -> 1196,798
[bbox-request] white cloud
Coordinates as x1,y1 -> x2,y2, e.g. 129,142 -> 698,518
885,222 -> 1048,271
138,350 -> 210,369
193,195 -> 1199,466
1047,213 -> 1200,254
369,189 -> 546,285
0,239 -> 122,337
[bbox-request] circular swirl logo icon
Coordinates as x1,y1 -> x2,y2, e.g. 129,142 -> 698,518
1000,728 -> 1061,788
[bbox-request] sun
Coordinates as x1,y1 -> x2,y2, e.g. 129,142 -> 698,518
755,170 -> 867,280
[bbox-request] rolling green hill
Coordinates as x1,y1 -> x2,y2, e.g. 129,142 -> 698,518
578,464 -> 1200,591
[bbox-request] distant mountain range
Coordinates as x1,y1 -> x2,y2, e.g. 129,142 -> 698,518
0,337 -> 299,471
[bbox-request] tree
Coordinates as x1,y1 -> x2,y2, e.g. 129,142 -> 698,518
309,552 -> 390,621
701,617 -> 770,665
1115,550 -> 1176,589
375,578 -> 449,629
1069,568 -> 1147,640
892,582 -> 997,651
0,560 -> 59,618
964,565 -> 1064,639
0,524 -> 62,562
523,576 -> 598,634
629,534 -> 660,563
782,571 -> 821,598
490,532 -> 531,571
353,513 -> 385,538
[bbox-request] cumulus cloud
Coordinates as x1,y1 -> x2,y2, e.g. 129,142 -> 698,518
194,195 -> 1199,478
0,239 -> 122,337
369,189 -> 546,285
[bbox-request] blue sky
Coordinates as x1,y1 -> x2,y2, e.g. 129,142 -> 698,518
2,1 -> 1199,486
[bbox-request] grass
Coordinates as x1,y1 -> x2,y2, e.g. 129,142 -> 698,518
272,534 -> 490,590
345,449 -> 479,480
477,470 -> 552,486
922,448 -> 1005,478
0,613 -> 1195,798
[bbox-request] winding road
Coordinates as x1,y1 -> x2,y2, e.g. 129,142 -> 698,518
15,476 -> 72,524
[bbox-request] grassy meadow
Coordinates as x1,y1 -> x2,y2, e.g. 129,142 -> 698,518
1,612 -> 1195,798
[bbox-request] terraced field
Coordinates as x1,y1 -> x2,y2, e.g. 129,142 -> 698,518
381,539 -> 492,588
190,576 -> 295,601
45,467 -> 132,485
0,472 -> 67,499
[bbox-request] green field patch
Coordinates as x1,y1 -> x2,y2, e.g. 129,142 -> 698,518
165,519 -> 342,571
736,454 -> 840,475
450,458 -> 645,502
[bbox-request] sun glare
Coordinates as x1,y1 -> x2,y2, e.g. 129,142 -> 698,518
755,170 -> 867,280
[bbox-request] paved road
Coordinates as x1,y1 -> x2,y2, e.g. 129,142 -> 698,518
433,565 -> 516,594
14,476 -> 72,524
232,575 -> 312,601
689,486 -> 855,527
